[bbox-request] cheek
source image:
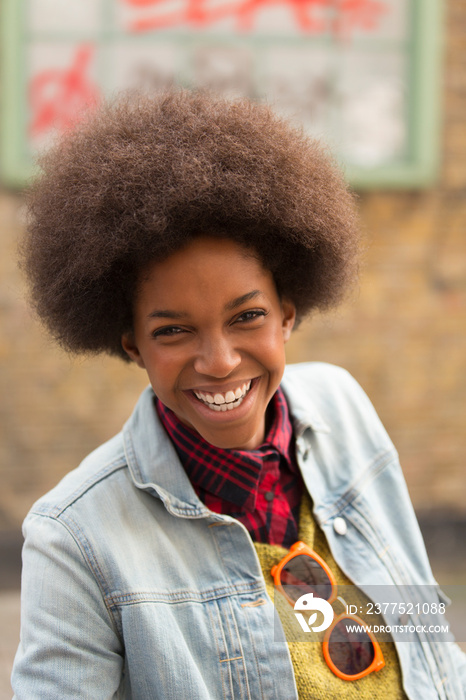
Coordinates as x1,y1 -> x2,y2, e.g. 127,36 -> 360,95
255,328 -> 288,372
143,348 -> 181,393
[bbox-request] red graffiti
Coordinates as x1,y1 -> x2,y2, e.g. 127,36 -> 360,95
121,0 -> 388,34
332,0 -> 387,34
29,44 -> 100,138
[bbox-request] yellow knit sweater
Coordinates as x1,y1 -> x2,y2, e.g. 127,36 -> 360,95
254,494 -> 407,699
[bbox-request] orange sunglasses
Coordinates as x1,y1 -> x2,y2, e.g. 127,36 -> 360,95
271,541 -> 385,681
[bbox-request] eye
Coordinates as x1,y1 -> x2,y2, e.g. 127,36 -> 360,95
151,326 -> 186,339
235,309 -> 267,324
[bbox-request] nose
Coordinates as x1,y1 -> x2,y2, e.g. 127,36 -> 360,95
193,333 -> 241,378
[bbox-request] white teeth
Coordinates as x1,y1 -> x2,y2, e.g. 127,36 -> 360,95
208,396 -> 244,412
193,380 -> 253,410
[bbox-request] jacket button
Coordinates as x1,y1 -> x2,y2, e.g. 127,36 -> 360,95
333,517 -> 347,535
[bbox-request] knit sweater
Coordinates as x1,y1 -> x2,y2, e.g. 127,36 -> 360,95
254,493 -> 407,699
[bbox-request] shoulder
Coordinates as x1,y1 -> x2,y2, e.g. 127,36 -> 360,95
22,384 -> 175,550
282,361 -> 376,417
282,362 -> 394,453
283,361 -> 362,393
28,431 -> 128,520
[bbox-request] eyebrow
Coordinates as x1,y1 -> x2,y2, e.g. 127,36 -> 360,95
147,290 -> 263,320
147,309 -> 185,320
224,290 -> 263,311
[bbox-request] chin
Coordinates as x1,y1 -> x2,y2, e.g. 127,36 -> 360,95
203,428 -> 261,451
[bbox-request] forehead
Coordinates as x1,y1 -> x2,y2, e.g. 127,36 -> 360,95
135,236 -> 277,311
140,236 -> 270,289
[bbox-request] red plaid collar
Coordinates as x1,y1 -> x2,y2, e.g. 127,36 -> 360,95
155,387 -> 296,511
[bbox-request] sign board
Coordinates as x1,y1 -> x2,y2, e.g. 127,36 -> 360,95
1,0 -> 442,188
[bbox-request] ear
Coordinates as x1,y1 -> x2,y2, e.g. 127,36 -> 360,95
121,332 -> 146,369
281,300 -> 296,343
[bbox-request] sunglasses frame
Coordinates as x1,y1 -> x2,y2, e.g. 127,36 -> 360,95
271,540 -> 338,606
271,540 -> 385,681
322,612 -> 385,680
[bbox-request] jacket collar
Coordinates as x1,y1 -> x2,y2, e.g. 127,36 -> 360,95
281,366 -> 331,437
123,386 -> 210,518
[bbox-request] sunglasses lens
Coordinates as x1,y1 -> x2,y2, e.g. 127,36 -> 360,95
280,554 -> 333,602
328,619 -> 375,676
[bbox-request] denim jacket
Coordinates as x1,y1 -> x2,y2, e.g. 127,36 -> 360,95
12,363 -> 466,699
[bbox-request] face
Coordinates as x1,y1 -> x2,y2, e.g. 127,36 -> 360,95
122,236 -> 295,450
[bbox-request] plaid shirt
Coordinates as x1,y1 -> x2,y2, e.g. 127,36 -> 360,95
155,388 -> 303,547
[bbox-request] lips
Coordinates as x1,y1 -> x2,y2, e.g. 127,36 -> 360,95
192,380 -> 252,412
181,376 -> 268,447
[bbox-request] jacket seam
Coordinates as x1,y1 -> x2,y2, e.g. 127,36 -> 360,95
318,448 -> 396,521
105,581 -> 265,608
30,512 -> 123,641
206,602 -> 228,700
227,596 -> 252,700
31,459 -> 128,518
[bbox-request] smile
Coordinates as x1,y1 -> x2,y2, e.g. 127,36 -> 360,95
193,381 -> 252,412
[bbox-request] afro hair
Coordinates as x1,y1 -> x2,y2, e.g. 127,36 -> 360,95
20,89 -> 360,361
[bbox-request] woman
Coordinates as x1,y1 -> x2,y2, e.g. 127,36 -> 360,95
12,90 -> 465,699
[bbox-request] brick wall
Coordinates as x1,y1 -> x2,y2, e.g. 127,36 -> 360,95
286,0 -> 466,513
0,0 -> 465,533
